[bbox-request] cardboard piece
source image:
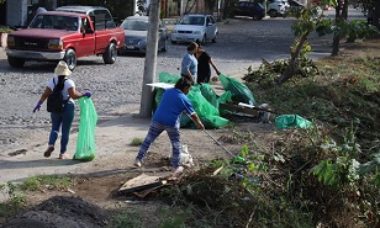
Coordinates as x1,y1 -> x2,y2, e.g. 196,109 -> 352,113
146,82 -> 174,89
118,174 -> 167,195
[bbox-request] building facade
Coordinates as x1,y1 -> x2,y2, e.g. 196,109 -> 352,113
3,0 -> 57,27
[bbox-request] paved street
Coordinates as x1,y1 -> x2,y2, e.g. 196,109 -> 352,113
0,17 -> 334,155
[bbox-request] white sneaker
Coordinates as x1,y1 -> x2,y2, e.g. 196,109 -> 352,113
173,166 -> 184,176
134,158 -> 142,168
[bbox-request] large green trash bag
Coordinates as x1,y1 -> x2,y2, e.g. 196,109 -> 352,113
74,97 -> 98,161
159,72 -> 180,83
275,114 -> 312,129
219,74 -> 256,105
187,85 -> 229,128
199,83 -> 232,109
199,83 -> 218,107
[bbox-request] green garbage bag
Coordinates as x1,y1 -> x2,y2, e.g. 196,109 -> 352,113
275,114 -> 312,129
74,97 -> 98,161
159,72 -> 180,84
199,83 -> 218,107
187,85 -> 229,129
199,83 -> 232,110
219,74 -> 256,105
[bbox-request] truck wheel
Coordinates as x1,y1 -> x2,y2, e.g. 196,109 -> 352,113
8,57 -> 25,68
212,34 -> 217,43
64,49 -> 77,71
103,43 -> 117,64
268,10 -> 277,17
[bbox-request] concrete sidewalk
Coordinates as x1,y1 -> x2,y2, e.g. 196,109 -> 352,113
0,111 -> 152,183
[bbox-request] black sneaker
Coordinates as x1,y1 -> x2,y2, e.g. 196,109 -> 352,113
44,147 -> 54,158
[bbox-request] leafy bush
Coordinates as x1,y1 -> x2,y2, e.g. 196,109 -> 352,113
243,56 -> 319,88
0,26 -> 13,33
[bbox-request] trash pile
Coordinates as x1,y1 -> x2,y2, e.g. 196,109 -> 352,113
154,72 -> 257,129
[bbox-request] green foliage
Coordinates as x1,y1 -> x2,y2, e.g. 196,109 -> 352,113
243,56 -> 318,88
158,208 -> 189,228
0,26 -> 13,33
110,211 -> 142,228
346,20 -> 379,42
0,182 -> 26,218
130,137 -> 143,146
292,6 -> 324,36
316,18 -> 379,42
20,175 -> 72,191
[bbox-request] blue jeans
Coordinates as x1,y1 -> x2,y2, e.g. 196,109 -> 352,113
48,102 -> 75,154
137,121 -> 181,168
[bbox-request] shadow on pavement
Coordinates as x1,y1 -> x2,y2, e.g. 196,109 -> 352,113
0,59 -> 103,73
0,158 -> 81,170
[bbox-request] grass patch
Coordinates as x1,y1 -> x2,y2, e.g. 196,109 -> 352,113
109,211 -> 143,228
0,183 -> 26,219
130,137 -> 143,146
20,175 -> 72,191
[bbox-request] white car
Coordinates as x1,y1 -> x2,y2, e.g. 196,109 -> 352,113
268,0 -> 290,17
171,14 -> 218,44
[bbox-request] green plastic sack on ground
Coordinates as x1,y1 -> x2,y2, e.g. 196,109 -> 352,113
74,97 -> 98,161
199,83 -> 218,107
275,114 -> 312,129
219,74 -> 256,105
187,85 -> 229,129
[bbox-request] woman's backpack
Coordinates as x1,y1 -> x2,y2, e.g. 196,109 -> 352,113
47,77 -> 67,113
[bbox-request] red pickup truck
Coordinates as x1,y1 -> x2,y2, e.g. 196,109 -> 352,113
6,6 -> 125,70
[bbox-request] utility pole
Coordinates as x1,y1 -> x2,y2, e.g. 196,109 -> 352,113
139,0 -> 160,118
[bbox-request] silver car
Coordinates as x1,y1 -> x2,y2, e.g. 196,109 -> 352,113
120,16 -> 167,54
171,14 -> 218,45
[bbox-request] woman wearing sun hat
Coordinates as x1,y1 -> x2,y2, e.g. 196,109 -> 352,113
33,61 -> 92,159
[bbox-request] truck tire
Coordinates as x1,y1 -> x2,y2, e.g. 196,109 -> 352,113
64,49 -> 77,71
8,57 -> 25,68
103,43 -> 117,64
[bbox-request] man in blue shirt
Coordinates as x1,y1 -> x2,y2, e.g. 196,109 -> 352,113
181,42 -> 198,83
135,77 -> 204,175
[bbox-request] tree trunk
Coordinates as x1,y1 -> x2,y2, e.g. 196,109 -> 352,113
332,1 -> 343,56
374,0 -> 380,29
277,32 -> 309,85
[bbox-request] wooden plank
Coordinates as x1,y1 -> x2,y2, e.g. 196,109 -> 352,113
118,174 -> 167,195
220,103 -> 259,117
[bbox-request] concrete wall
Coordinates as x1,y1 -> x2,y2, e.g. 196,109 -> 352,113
6,0 -> 58,27
6,0 -> 27,27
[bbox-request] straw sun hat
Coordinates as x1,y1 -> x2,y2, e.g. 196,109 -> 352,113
54,60 -> 72,76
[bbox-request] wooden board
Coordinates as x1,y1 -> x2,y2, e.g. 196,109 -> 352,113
118,174 -> 167,195
220,103 -> 259,117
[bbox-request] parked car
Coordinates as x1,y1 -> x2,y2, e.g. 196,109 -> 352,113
233,1 -> 265,20
6,6 -> 125,70
267,0 -> 290,17
288,0 -> 305,11
170,14 -> 218,44
120,16 -> 167,54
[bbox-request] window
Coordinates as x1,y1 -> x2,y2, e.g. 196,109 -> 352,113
94,9 -> 115,30
29,14 -> 79,31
